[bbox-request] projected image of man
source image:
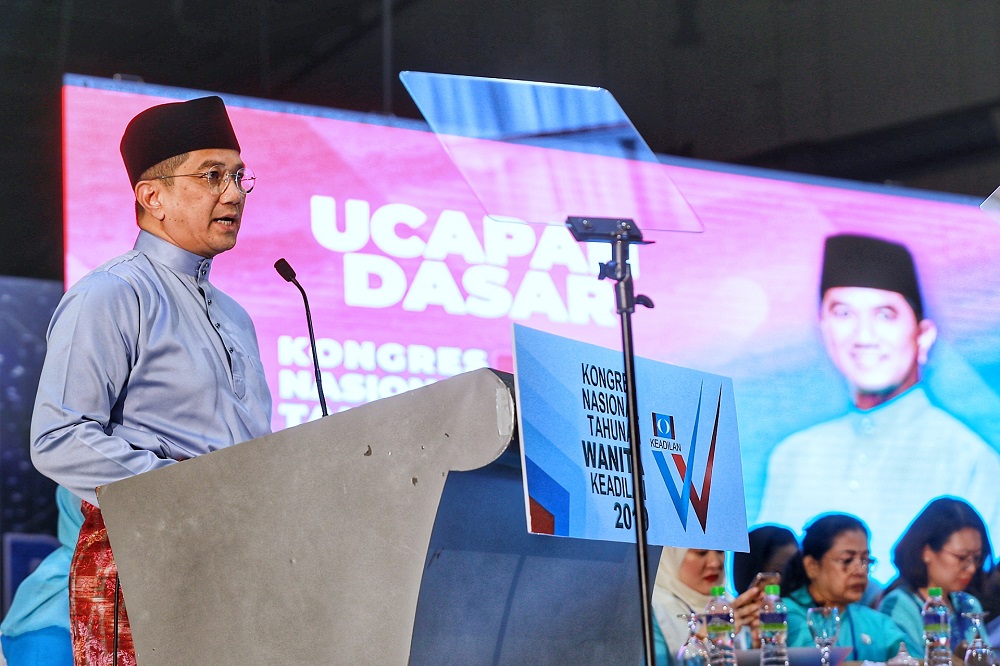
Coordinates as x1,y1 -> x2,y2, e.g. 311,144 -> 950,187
756,233 -> 1000,582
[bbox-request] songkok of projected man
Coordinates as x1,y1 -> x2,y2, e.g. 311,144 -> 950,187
30,96 -> 272,665
756,233 -> 1000,582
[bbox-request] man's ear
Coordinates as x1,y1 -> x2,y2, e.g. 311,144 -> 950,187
916,319 -> 938,365
135,181 -> 166,221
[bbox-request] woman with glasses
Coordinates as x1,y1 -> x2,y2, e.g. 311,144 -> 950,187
783,513 -> 920,660
877,497 -> 990,654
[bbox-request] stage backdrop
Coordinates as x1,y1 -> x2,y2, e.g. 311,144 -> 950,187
0,276 -> 63,612
61,75 -> 1000,582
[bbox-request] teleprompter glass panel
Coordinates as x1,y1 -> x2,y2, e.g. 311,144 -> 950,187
400,71 -> 702,234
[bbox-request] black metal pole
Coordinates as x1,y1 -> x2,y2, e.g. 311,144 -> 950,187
565,217 -> 655,664
611,236 -> 656,665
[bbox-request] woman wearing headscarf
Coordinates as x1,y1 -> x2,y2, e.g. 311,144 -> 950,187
652,548 -> 762,664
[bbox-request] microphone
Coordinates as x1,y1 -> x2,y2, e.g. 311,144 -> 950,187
274,257 -> 296,282
274,258 -> 329,417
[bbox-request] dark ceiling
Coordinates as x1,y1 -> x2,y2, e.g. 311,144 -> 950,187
4,1 -> 1000,282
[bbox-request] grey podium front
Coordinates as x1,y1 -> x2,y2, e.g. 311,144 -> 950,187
97,368 -> 655,665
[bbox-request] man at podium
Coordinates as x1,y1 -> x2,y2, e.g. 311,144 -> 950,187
29,96 -> 273,665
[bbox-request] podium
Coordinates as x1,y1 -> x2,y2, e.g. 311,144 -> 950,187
98,368 -> 657,664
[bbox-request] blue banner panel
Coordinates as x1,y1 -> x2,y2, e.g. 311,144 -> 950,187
513,324 -> 748,551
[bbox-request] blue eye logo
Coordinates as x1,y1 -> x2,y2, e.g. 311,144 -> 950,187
652,413 -> 674,438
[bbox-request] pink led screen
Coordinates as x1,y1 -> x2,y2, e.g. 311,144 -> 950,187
63,76 -> 1000,580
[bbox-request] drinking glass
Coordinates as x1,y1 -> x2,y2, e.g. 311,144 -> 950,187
807,606 -> 841,666
954,594 -> 982,656
677,612 -> 711,666
963,612 -> 996,666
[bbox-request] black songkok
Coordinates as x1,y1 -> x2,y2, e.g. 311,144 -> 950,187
820,233 -> 924,321
120,96 -> 240,187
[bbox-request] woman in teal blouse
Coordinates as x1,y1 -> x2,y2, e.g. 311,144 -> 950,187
877,497 -> 990,654
783,514 -> 921,661
0,486 -> 83,666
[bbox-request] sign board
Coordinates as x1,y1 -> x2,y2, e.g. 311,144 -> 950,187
513,324 -> 748,550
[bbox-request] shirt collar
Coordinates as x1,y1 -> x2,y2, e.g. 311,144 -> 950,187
134,230 -> 213,280
790,585 -> 860,614
846,385 -> 929,432
789,586 -> 816,606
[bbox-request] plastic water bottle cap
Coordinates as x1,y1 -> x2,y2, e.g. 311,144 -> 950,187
711,586 -> 726,596
764,584 -> 781,596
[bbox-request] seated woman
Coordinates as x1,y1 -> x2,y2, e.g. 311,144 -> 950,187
980,559 -> 1000,646
877,497 -> 990,654
783,513 -> 921,661
1,485 -> 83,666
652,547 -> 762,665
732,525 -> 798,594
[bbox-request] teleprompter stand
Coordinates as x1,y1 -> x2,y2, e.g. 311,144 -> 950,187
398,70 -> 706,666
567,215 -> 656,663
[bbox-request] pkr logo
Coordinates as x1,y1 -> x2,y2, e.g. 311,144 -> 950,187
650,382 -> 723,533
652,413 -> 674,439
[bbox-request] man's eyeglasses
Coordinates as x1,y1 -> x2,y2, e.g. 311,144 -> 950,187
155,167 -> 255,195
827,555 -> 877,572
940,548 -> 983,570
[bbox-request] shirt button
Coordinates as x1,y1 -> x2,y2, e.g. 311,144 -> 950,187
228,347 -> 234,353
207,299 -> 212,305
215,323 -> 221,329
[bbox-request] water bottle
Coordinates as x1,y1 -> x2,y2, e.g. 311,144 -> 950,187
704,585 -> 736,666
922,586 -> 951,666
759,584 -> 788,666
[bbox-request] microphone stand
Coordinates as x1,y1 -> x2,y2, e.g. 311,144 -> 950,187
567,216 -> 655,665
274,258 -> 329,417
113,574 -> 120,666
